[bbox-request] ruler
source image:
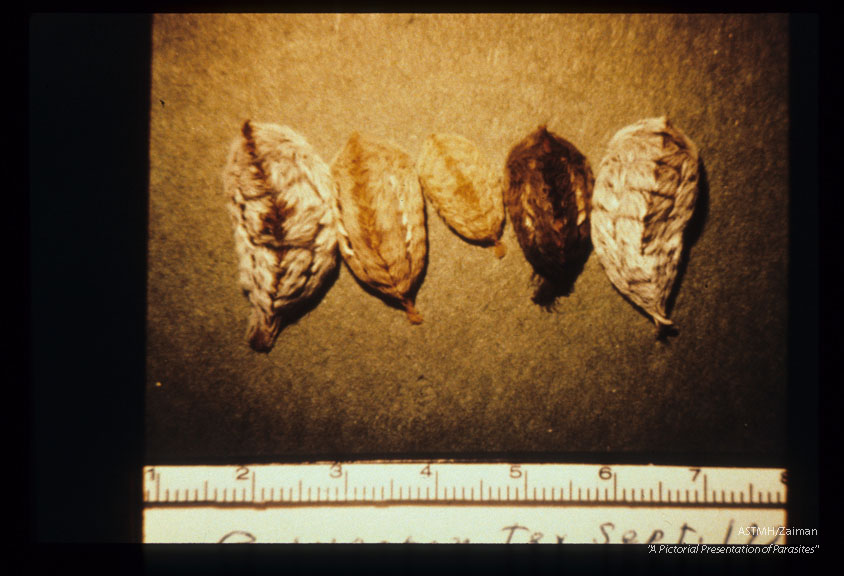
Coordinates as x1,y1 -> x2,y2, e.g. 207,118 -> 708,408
143,461 -> 787,544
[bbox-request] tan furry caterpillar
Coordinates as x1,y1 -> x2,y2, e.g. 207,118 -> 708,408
590,116 -> 700,332
223,120 -> 338,352
416,133 -> 506,257
330,132 -> 427,323
504,126 -> 594,306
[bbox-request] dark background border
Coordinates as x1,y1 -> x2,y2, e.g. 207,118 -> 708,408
27,10 -> 823,571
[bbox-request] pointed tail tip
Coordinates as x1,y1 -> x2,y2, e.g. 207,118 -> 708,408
652,311 -> 673,327
247,310 -> 281,352
493,239 -> 507,259
402,299 -> 424,325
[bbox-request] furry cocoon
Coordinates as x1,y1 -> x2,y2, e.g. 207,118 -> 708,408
590,116 -> 700,331
416,133 -> 506,257
223,120 -> 339,352
504,126 -> 594,305
330,132 -> 427,324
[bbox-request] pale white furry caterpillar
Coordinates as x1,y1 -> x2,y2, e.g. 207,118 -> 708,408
590,116 -> 700,332
223,120 -> 339,352
330,132 -> 427,323
416,133 -> 506,257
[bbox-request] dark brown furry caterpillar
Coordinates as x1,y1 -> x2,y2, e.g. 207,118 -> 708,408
504,126 -> 594,306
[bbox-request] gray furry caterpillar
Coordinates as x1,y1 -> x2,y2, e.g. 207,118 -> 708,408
590,116 -> 700,331
330,132 -> 427,323
504,126 -> 594,306
223,120 -> 339,352
416,133 -> 506,257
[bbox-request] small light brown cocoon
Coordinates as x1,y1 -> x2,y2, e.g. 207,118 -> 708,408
417,133 -> 506,257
